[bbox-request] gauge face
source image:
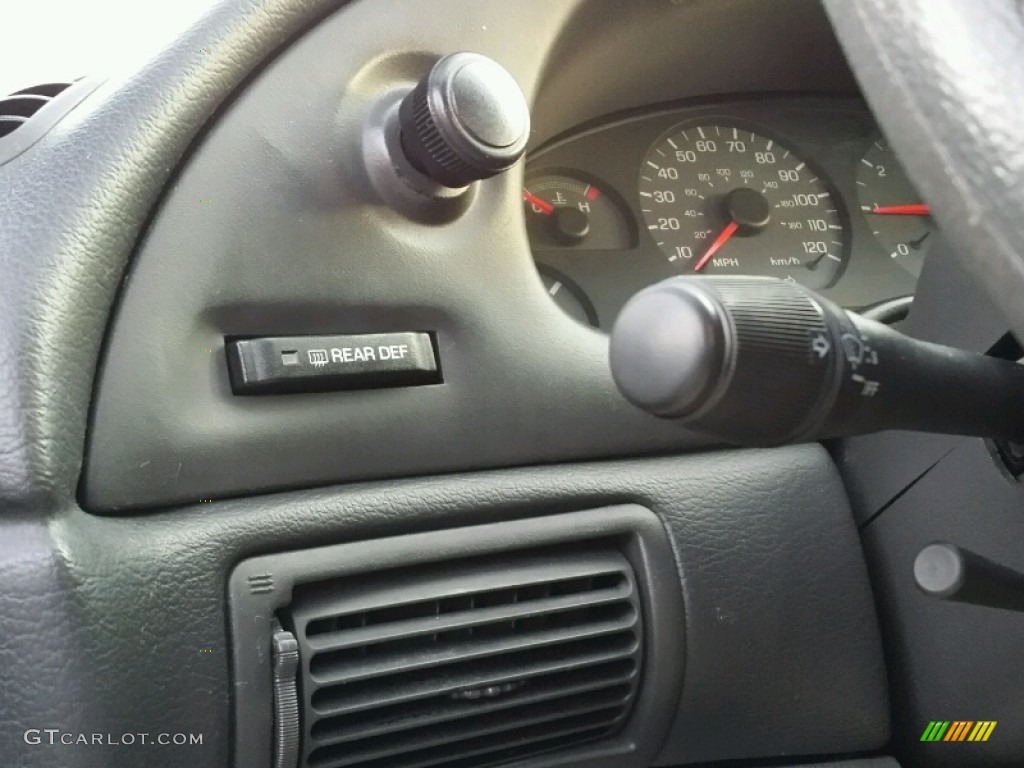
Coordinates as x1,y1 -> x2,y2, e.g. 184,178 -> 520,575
857,139 -> 933,278
524,172 -> 632,251
537,266 -> 599,327
637,124 -> 847,289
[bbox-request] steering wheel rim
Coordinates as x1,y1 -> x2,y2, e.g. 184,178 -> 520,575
824,0 -> 1024,339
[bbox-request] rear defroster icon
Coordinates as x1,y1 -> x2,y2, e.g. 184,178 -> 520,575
307,349 -> 329,367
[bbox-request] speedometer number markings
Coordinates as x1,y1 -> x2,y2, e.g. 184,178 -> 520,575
638,123 -> 847,288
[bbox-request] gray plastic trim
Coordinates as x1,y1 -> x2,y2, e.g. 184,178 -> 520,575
0,78 -> 104,166
0,444 -> 888,767
0,0 -> 354,509
82,0 -> 856,512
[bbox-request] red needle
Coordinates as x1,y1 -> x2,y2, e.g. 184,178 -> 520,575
694,221 -> 740,272
523,190 -> 554,215
870,204 -> 931,216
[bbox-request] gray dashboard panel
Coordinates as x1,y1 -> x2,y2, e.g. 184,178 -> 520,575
533,0 -> 858,143
82,0 -> 672,512
0,1 -> 893,765
0,0 -> 347,509
0,447 -> 889,767
83,0 -> 861,511
862,436 -> 1024,767
652,447 -> 889,763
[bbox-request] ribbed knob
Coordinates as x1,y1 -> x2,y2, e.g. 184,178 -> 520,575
610,277 -> 836,445
398,52 -> 530,188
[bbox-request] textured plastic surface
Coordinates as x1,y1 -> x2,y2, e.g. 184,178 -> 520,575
84,0 -> 722,512
230,506 -> 676,768
0,0 -> 853,510
79,0 -> 860,512
0,2 -> 890,767
0,78 -> 104,166
0,0 -> 349,509
651,445 -> 888,764
862,437 -> 1024,767
824,0 -> 1024,343
831,234 -> 1024,765
0,446 -> 888,767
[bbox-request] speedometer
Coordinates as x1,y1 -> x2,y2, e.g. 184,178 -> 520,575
638,123 -> 848,289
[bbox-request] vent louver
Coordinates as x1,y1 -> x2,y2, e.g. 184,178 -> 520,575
0,83 -> 73,138
286,547 -> 643,768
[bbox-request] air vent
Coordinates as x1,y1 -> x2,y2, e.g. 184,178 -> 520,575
286,547 -> 643,768
0,82 -> 73,138
230,506 -> 684,768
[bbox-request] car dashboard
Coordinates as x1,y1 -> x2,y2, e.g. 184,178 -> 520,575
6,1 -> 1015,768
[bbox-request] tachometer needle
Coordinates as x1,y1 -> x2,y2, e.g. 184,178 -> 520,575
694,221 -> 740,272
870,204 -> 931,216
523,190 -> 554,215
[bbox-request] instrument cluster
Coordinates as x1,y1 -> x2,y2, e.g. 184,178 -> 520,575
525,98 -> 931,330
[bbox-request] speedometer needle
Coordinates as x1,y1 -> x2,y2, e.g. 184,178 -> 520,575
870,204 -> 931,216
694,221 -> 740,272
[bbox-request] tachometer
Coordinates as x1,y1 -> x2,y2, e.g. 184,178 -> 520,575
856,139 -> 933,278
638,123 -> 848,289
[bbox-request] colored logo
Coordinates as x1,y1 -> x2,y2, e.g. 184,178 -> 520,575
921,721 -> 997,742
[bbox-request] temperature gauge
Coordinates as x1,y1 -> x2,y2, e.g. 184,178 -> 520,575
523,172 -> 633,251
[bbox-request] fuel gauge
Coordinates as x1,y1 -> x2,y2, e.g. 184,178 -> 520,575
537,265 -> 599,328
523,172 -> 633,251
